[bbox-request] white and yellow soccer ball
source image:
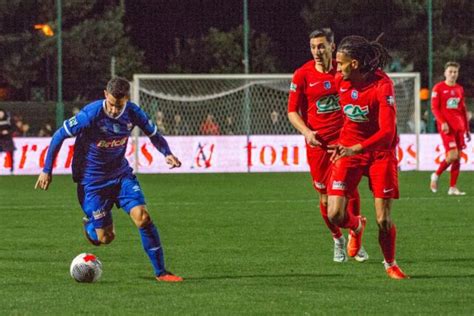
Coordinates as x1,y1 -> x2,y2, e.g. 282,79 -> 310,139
70,253 -> 103,283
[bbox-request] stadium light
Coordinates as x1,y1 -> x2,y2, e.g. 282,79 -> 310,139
34,24 -> 54,37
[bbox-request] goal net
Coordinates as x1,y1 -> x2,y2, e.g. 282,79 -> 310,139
132,73 -> 420,136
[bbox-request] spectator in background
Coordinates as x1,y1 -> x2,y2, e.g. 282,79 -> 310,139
155,110 -> 168,135
468,110 -> 474,132
200,113 -> 220,135
12,115 -> 30,137
269,110 -> 284,134
72,106 -> 80,116
222,115 -> 236,135
38,123 -> 54,137
0,109 -> 15,173
170,113 -> 189,135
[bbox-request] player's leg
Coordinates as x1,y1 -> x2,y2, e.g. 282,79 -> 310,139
77,182 -> 116,246
369,151 -> 407,279
431,133 -> 457,193
374,198 -> 407,279
308,148 -> 346,262
347,189 -> 369,262
327,156 -> 366,257
447,131 -> 466,195
118,175 -> 182,282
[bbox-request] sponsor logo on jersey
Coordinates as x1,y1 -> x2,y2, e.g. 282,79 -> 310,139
386,96 -> 395,105
332,181 -> 346,190
92,209 -> 106,220
96,136 -> 128,148
316,94 -> 340,114
340,87 -> 348,92
309,81 -> 320,87
68,116 -> 78,127
446,97 -> 460,109
351,90 -> 358,100
324,81 -> 331,90
132,185 -> 141,192
314,181 -> 326,189
343,104 -> 369,122
383,188 -> 394,193
290,82 -> 297,92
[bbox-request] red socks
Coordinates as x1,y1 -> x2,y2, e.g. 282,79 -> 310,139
436,160 -> 450,176
450,160 -> 460,187
379,224 -> 397,264
320,201 -> 342,239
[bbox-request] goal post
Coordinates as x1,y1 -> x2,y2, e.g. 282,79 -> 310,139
132,73 -> 421,168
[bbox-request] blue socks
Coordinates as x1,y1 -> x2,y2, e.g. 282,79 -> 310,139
139,222 -> 165,276
85,221 -> 99,242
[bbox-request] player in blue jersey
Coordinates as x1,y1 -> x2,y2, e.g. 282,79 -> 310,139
35,77 -> 183,282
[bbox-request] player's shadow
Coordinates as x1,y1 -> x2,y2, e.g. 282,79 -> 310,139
140,273 -> 344,282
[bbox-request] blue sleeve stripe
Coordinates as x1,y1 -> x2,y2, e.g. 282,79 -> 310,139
149,125 -> 158,137
63,121 -> 73,137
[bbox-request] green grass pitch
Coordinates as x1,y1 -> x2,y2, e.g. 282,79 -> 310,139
1,172 -> 473,314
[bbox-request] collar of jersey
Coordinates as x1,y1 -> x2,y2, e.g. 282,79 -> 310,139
102,100 -> 127,119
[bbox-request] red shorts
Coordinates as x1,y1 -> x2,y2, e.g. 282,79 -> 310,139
327,151 -> 399,199
439,129 -> 466,152
307,146 -> 332,194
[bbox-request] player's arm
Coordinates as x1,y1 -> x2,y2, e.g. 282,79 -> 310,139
35,111 -> 91,190
431,85 -> 449,134
459,87 -> 471,142
133,106 -> 181,168
287,71 -> 321,147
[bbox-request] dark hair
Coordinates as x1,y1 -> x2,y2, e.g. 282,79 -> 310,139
309,27 -> 334,43
444,61 -> 460,70
337,35 -> 391,73
106,77 -> 130,99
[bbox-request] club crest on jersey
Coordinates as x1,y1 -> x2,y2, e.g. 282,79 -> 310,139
316,95 -> 340,113
386,96 -> 395,105
290,82 -> 297,92
351,90 -> 358,100
112,124 -> 121,133
446,97 -> 460,109
343,104 -> 369,122
323,81 -> 331,90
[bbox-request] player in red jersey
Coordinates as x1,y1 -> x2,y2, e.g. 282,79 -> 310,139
430,61 -> 471,195
288,28 -> 368,263
327,35 -> 408,279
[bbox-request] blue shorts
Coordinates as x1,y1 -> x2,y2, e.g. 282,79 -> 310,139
77,174 -> 146,229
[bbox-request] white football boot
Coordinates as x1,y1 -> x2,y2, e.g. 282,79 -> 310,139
448,187 -> 466,196
430,173 -> 438,193
354,246 -> 369,262
333,236 -> 348,263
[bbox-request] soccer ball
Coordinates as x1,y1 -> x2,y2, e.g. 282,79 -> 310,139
70,253 -> 103,283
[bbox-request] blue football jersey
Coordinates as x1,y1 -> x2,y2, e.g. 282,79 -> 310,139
60,100 -> 163,183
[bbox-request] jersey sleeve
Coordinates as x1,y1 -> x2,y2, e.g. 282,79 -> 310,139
131,104 -> 172,156
459,86 -> 469,131
62,110 -> 93,137
287,69 -> 305,113
430,84 -> 446,124
360,81 -> 397,151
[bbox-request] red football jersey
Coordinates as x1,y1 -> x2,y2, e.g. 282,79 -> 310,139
336,70 -> 398,151
431,81 -> 468,132
288,60 -> 343,144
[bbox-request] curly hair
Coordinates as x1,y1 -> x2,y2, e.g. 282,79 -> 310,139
337,35 -> 391,73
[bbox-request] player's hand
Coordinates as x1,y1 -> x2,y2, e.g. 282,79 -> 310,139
303,130 -> 321,148
35,172 -> 52,191
466,132 -> 471,142
328,144 -> 362,162
165,154 -> 182,169
441,122 -> 449,134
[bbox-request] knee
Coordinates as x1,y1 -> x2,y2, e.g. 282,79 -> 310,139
446,152 -> 459,163
376,216 -> 393,232
327,205 -> 344,225
131,206 -> 152,228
